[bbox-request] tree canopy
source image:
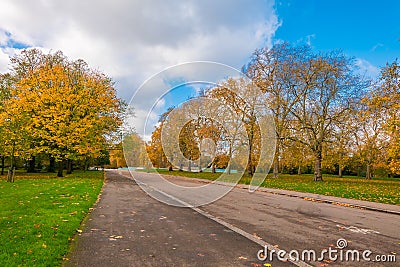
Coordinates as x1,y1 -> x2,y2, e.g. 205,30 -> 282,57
0,49 -> 124,179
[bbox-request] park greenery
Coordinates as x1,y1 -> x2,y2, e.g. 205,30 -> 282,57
0,170 -> 104,266
0,49 -> 124,180
122,43 -> 400,182
0,49 -> 118,266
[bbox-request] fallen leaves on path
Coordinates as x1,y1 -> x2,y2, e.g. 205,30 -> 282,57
253,233 -> 262,240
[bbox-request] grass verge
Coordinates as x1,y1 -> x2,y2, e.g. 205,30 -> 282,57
0,171 -> 104,266
149,169 -> 400,205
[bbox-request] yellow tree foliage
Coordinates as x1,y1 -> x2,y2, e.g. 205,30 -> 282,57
122,132 -> 147,168
3,50 -> 122,177
207,78 -> 263,175
373,61 -> 400,174
146,124 -> 169,169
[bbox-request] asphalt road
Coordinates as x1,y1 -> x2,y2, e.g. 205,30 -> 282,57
65,170 -> 399,267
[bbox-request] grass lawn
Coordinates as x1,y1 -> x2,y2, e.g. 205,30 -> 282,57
149,169 -> 400,205
0,170 -> 104,267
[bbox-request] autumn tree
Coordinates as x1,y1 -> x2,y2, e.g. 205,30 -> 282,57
109,145 -> 127,169
0,73 -> 13,175
246,43 -> 311,178
0,73 -> 17,177
207,78 -> 269,175
0,85 -> 31,181
123,132 -> 147,168
354,97 -> 388,179
176,98 -> 226,172
147,122 -> 169,169
196,119 -> 224,173
374,60 -> 400,175
328,111 -> 358,177
247,44 -> 368,180
154,94 -> 250,174
3,49 -> 123,177
287,51 -> 367,181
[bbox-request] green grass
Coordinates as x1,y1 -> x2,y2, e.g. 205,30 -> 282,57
0,171 -> 104,267
152,169 -> 400,205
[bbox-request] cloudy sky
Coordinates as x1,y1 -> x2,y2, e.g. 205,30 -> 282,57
1,0 -> 399,137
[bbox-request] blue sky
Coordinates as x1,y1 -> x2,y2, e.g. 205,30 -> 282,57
274,0 -> 399,72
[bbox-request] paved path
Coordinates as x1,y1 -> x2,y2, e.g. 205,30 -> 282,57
64,170 -> 288,266
65,170 -> 399,267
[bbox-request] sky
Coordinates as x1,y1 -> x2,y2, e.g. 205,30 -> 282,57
0,0 -> 399,138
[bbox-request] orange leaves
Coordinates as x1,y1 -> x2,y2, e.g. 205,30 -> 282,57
0,49 -> 123,164
360,60 -> 400,175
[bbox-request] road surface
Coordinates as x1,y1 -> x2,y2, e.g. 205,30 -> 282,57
65,170 -> 399,267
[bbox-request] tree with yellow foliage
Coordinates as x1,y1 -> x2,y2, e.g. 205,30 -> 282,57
373,60 -> 400,174
246,43 -> 311,178
0,73 -> 13,175
1,49 -> 123,178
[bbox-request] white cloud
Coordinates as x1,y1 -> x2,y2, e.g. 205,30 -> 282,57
306,34 -> 316,46
0,0 -> 280,135
355,58 -> 380,78
0,50 -> 9,73
370,43 -> 384,52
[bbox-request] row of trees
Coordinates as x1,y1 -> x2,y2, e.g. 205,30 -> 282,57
247,43 -> 399,180
142,43 -> 399,181
0,49 -> 124,180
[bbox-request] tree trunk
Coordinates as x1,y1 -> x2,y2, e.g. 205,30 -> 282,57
366,164 -> 372,179
227,143 -> 233,175
66,159 -> 73,174
247,152 -> 254,176
7,167 -> 15,183
168,164 -> 173,171
211,163 -> 216,173
247,159 -> 255,176
247,125 -> 254,176
84,158 -> 90,171
274,156 -> 279,178
297,164 -> 302,175
7,156 -> 15,183
7,144 -> 16,182
1,156 -> 5,176
314,150 -> 323,181
198,158 -> 202,172
188,160 -> 191,172
57,160 -> 65,177
48,157 -> 55,173
338,151 -> 343,178
274,139 -> 283,177
27,156 -> 36,173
